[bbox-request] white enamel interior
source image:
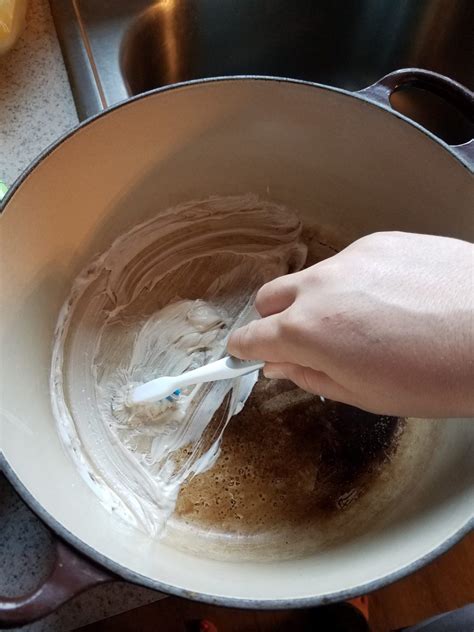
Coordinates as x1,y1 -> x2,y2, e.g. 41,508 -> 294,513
1,79 -> 473,603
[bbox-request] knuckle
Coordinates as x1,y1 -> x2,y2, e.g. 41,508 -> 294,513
239,321 -> 259,357
254,288 -> 269,315
227,330 -> 240,355
229,327 -> 249,356
255,276 -> 288,306
259,276 -> 281,295
280,310 -> 304,337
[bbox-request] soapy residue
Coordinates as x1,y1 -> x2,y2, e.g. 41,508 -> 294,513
51,195 -> 307,535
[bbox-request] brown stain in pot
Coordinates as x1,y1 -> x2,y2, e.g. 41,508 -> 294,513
175,377 -> 404,536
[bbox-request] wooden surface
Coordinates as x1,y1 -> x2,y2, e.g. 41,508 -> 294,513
79,532 -> 473,632
369,531 -> 473,631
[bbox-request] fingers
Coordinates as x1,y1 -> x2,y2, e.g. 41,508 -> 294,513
255,274 -> 298,317
227,314 -> 287,362
263,362 -> 349,403
229,273 -> 299,361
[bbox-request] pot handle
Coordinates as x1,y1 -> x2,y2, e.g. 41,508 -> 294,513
0,539 -> 115,628
358,68 -> 474,169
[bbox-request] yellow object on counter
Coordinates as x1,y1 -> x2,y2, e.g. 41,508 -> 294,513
0,0 -> 27,55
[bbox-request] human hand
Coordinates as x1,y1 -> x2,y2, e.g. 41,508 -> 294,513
228,232 -> 473,418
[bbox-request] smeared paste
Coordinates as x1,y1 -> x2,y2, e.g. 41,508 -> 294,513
51,195 -> 307,535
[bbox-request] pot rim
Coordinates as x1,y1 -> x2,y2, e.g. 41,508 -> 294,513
2,453 -> 473,609
1,74 -> 473,608
1,73 -> 472,212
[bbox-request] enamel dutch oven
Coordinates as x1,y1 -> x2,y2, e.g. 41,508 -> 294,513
1,69 -> 473,626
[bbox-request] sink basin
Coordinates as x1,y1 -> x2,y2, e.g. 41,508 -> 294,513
120,0 -> 433,95
50,0 -> 473,142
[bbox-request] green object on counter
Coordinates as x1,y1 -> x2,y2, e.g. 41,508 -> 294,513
0,181 -> 8,201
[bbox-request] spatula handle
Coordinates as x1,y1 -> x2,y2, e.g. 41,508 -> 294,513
177,356 -> 264,389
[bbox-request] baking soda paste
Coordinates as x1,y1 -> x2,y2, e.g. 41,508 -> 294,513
51,194 -> 307,535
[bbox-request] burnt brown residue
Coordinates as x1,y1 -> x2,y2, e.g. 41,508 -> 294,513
175,378 -> 405,536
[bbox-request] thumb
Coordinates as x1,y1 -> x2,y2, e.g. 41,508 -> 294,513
263,362 -> 349,403
227,314 -> 286,362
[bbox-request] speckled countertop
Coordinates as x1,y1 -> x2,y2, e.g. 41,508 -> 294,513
0,1 -> 161,629
0,0 -> 77,186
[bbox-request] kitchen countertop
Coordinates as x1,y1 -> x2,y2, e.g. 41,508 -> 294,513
0,0 -> 77,187
0,1 -> 161,630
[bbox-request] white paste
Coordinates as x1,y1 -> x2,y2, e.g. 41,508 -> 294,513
51,194 -> 307,535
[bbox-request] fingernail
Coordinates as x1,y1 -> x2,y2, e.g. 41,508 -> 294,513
263,365 -> 286,380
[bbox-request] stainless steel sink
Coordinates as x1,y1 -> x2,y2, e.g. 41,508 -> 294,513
50,0 -> 473,142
